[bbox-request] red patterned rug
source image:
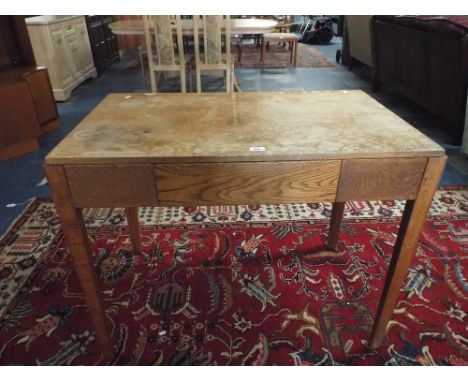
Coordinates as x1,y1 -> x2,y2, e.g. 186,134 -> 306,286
0,186 -> 467,365
235,42 -> 334,68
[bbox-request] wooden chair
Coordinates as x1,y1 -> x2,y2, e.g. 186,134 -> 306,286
193,15 -> 234,92
142,15 -> 186,92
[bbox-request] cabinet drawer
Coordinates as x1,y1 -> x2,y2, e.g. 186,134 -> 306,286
65,164 -> 157,207
155,161 -> 340,206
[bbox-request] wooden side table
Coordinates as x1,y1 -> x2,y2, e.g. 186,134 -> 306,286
261,32 -> 299,67
44,91 -> 446,355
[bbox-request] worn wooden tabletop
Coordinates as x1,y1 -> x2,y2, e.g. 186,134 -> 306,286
46,91 -> 444,165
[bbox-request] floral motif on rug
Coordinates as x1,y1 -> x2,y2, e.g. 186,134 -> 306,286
0,186 -> 466,365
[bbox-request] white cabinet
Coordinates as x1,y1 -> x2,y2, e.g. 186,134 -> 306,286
26,16 -> 97,101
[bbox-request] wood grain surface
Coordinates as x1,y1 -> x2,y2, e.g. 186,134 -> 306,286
44,165 -> 112,354
369,155 -> 447,349
336,157 -> 427,201
0,139 -> 39,162
125,207 -> 142,255
43,91 -> 448,353
155,161 -> 340,205
45,91 -> 445,165
65,164 -> 157,207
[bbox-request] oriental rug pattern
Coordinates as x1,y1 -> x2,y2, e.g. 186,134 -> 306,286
0,186 -> 466,365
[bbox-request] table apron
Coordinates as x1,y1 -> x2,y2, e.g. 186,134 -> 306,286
61,157 -> 429,208
336,157 -> 428,202
154,161 -> 340,205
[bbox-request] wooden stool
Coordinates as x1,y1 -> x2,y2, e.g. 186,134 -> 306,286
261,32 -> 299,67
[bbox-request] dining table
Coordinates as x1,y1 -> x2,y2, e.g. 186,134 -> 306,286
109,17 -> 278,36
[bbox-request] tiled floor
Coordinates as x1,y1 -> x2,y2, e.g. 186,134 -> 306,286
0,35 -> 466,235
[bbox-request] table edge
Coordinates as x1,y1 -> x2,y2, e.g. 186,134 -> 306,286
44,151 -> 446,166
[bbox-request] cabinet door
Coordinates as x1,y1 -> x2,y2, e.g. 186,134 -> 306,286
63,23 -> 84,78
74,19 -> 95,72
0,82 -> 41,148
50,26 -> 75,86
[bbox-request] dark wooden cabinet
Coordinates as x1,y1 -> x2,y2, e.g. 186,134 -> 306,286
0,16 -> 59,161
372,16 -> 468,144
86,16 -> 119,74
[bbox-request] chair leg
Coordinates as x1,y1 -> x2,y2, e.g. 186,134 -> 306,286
237,44 -> 242,65
186,62 -> 193,92
148,68 -> 157,93
225,68 -> 231,93
293,42 -> 298,67
180,68 -> 186,93
196,67 -> 202,93
261,40 -> 267,66
138,46 -> 146,91
232,70 -> 241,92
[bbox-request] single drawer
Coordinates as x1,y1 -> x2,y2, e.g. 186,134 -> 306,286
155,161 -> 340,206
65,164 -> 157,207
336,157 -> 427,201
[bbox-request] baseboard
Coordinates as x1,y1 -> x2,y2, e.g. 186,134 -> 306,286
0,139 -> 39,162
40,119 -> 59,134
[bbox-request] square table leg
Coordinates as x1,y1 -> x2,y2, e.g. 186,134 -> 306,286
45,165 -> 112,355
369,155 -> 447,349
125,207 -> 142,255
327,201 -> 345,250
260,39 -> 266,65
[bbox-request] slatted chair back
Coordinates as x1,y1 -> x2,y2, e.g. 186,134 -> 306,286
142,15 -> 186,92
193,15 -> 233,92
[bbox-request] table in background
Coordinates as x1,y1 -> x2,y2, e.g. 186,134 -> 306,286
109,18 -> 278,36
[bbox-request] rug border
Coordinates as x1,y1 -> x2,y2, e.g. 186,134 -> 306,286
1,185 -> 466,243
0,197 -> 39,243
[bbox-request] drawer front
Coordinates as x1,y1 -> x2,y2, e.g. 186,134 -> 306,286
155,161 -> 340,206
65,164 -> 157,207
336,157 -> 427,202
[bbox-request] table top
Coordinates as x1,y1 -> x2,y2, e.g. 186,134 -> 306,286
109,18 -> 278,36
45,91 -> 445,165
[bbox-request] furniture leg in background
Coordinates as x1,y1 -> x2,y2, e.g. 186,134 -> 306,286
125,207 -> 142,255
327,202 -> 345,250
261,32 -> 298,68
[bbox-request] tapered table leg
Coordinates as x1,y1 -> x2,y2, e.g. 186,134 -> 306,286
125,207 -> 142,255
45,165 -> 112,355
369,156 -> 447,349
327,202 -> 345,251
293,41 -> 298,67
